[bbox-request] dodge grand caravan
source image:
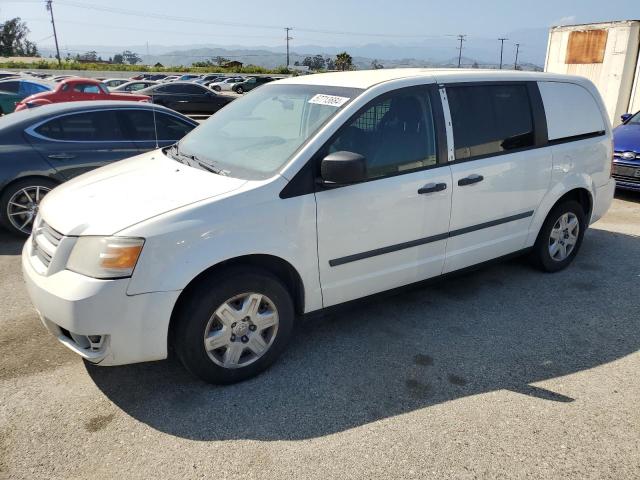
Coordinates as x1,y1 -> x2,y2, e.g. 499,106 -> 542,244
22,69 -> 615,384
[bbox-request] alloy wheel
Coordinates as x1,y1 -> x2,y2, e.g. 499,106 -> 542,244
548,212 -> 579,262
203,292 -> 279,369
6,185 -> 51,235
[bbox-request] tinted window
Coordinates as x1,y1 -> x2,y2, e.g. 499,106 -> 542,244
447,84 -> 534,160
180,84 -> 207,94
34,111 -> 125,141
156,84 -> 189,93
120,109 -> 195,141
0,81 -> 19,93
325,88 -> 437,179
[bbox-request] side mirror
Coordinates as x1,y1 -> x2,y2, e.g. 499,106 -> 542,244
621,113 -> 632,123
320,151 -> 367,185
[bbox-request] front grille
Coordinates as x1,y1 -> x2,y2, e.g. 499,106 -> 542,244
32,220 -> 63,268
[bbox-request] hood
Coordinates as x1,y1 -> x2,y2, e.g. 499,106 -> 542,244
39,150 -> 247,236
613,123 -> 640,153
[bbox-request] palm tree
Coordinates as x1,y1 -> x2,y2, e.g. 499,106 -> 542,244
335,52 -> 353,71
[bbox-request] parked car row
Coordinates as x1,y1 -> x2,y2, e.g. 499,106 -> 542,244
0,101 -> 197,235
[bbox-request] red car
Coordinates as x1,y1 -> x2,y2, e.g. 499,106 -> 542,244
14,77 -> 150,111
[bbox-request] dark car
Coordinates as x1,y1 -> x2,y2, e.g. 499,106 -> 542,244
138,82 -> 234,114
232,76 -> 275,94
612,111 -> 640,191
0,101 -> 197,236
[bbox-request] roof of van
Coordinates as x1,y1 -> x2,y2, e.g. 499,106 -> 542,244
277,68 -> 591,90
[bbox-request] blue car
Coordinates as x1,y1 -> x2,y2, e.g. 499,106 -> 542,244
613,111 -> 640,191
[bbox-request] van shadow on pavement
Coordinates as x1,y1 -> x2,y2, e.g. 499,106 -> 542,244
86,227 -> 640,441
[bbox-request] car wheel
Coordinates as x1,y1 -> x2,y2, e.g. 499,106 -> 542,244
173,266 -> 295,384
0,178 -> 57,237
236,86 -> 244,94
531,200 -> 586,272
213,85 -> 221,92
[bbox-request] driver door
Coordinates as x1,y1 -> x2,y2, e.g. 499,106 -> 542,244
314,85 -> 452,307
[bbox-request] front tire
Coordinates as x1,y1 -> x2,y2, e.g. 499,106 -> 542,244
173,267 -> 295,384
236,86 -> 244,94
531,200 -> 586,272
0,178 -> 56,237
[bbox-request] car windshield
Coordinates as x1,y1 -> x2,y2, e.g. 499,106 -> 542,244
627,112 -> 640,125
176,84 -> 362,179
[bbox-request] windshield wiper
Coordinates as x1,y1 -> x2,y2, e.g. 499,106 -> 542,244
166,144 -> 226,175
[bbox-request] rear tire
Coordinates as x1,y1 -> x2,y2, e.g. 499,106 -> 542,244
0,178 -> 57,237
530,200 -> 586,272
173,266 -> 295,384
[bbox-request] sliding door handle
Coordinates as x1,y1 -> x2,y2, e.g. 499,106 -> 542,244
458,174 -> 484,186
418,182 -> 447,194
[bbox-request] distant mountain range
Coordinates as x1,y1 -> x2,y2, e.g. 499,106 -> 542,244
40,27 -> 549,70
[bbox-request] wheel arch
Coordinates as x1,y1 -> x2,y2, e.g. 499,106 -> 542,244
526,185 -> 593,247
0,174 -> 61,200
168,254 -> 306,346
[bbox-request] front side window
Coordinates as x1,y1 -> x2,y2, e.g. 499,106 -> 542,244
20,82 -> 50,95
34,111 -> 124,141
177,84 -> 362,179
447,84 -> 534,160
323,87 -> 437,179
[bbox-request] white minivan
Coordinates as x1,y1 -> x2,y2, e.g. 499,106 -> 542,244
22,69 -> 615,384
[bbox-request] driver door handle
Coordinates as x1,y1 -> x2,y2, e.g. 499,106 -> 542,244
458,174 -> 484,186
48,153 -> 76,160
418,182 -> 447,194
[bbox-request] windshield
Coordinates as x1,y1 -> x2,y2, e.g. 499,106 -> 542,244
627,112 -> 640,125
176,83 -> 362,179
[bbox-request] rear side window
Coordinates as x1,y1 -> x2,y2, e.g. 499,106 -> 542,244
73,84 -> 101,94
447,84 -> 534,160
120,109 -> 195,141
34,111 -> 125,141
538,81 -> 605,141
0,81 -> 19,93
20,82 -> 49,95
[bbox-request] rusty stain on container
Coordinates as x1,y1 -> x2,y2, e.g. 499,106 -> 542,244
566,30 -> 608,64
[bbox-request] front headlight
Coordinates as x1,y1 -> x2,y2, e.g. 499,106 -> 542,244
67,237 -> 145,279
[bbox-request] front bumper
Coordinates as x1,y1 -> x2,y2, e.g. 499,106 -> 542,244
612,160 -> 640,191
22,241 -> 181,366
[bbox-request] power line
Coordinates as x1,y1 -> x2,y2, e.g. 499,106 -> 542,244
51,0 -> 458,39
498,37 -> 508,69
456,34 -> 466,68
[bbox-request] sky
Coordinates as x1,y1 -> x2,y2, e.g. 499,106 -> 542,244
1,0 -> 638,56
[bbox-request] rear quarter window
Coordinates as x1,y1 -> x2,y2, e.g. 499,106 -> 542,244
538,81 -> 605,141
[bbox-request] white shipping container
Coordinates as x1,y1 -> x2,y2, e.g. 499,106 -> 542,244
545,20 -> 640,126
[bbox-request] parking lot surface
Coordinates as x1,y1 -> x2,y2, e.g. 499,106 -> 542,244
1,193 -> 639,479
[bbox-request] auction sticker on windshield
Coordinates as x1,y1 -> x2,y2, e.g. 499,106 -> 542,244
308,94 -> 350,107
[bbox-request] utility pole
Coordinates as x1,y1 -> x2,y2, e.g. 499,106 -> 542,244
514,43 -> 520,70
45,0 -> 61,66
456,34 -> 466,68
498,37 -> 508,69
285,27 -> 293,68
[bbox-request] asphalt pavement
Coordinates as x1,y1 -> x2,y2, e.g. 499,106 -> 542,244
1,193 -> 639,479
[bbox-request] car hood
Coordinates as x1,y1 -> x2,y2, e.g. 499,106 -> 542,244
613,123 -> 640,153
39,150 -> 247,236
